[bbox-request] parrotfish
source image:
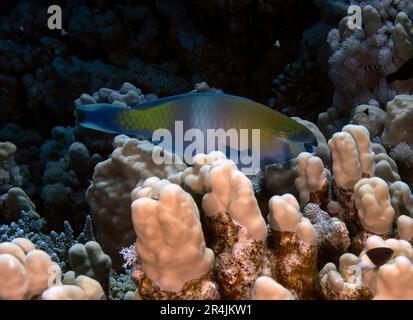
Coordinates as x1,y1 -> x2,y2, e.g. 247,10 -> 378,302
386,56 -> 413,83
75,92 -> 318,167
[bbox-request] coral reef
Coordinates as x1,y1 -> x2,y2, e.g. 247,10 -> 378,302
267,194 -> 318,299
251,276 -> 295,300
2,0 -> 413,302
86,135 -> 186,268
131,177 -> 217,299
327,1 -> 413,113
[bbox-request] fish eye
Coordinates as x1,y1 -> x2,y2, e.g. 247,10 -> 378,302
278,131 -> 286,138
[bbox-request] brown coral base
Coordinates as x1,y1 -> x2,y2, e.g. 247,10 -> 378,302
132,268 -> 219,300
268,230 -> 319,300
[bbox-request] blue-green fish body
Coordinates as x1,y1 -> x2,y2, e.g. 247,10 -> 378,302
75,93 -> 317,166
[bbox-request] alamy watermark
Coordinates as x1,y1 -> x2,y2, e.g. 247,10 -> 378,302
151,121 -> 262,175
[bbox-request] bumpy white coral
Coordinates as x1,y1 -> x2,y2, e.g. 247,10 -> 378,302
295,152 -> 328,205
351,104 -> 386,139
86,135 -> 186,267
359,235 -> 413,293
374,256 -> 413,299
382,95 -> 413,146
251,276 -> 295,300
354,177 -> 395,235
268,194 -> 301,232
397,215 -> 413,243
268,194 -> 317,245
392,12 -> 413,68
374,153 -> 400,184
267,194 -> 317,299
75,82 -> 148,108
319,253 -> 372,300
328,125 -> 375,189
390,181 -> 413,217
0,239 -> 61,300
41,272 -> 105,300
131,177 -> 214,293
182,151 -> 226,194
202,158 -> 267,242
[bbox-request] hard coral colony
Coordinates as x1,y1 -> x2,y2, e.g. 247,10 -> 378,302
0,0 -> 413,302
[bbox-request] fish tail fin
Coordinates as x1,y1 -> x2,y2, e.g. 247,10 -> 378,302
75,103 -> 126,134
386,72 -> 398,84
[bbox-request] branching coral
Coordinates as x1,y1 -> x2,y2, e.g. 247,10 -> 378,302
327,1 -> 413,113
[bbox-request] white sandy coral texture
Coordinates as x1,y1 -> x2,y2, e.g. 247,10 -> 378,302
382,94 -> 413,146
0,238 -> 60,299
295,152 -> 327,205
328,125 -> 375,190
201,158 -> 267,242
251,276 -> 295,300
86,135 -> 186,267
354,177 -> 395,235
131,177 -> 214,293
